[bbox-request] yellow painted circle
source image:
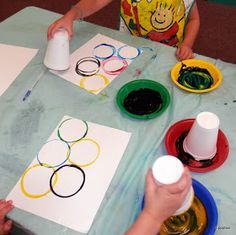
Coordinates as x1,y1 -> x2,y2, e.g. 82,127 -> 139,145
20,163 -> 58,198
79,74 -> 109,93
68,138 -> 100,168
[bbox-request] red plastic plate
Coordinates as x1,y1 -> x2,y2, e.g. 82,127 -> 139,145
165,119 -> 229,172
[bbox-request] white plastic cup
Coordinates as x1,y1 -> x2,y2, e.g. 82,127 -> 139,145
152,155 -> 194,216
43,28 -> 70,70
183,112 -> 220,161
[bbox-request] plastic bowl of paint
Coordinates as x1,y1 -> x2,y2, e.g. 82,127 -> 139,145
164,118 -> 229,172
141,178 -> 218,235
116,79 -> 170,119
171,59 -> 222,93
192,178 -> 218,235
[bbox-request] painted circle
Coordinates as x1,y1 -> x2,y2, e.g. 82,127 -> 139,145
117,45 -> 141,60
75,56 -> 100,76
20,163 -> 58,198
79,74 -> 110,93
57,118 -> 88,143
102,56 -> 128,75
93,43 -> 116,60
37,139 -> 71,168
49,164 -> 85,198
68,138 -> 101,167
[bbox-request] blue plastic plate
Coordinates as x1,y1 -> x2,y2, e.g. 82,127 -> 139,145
192,178 -> 218,235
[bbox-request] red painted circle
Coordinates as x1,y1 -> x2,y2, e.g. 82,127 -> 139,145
165,119 -> 229,172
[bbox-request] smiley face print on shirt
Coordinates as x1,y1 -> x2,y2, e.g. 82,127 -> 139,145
120,0 -> 189,46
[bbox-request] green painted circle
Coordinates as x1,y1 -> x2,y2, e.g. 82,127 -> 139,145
116,79 -> 170,119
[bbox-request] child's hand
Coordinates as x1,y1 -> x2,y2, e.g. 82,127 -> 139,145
0,200 -> 14,235
143,167 -> 191,223
176,44 -> 194,61
124,168 -> 192,235
47,15 -> 74,40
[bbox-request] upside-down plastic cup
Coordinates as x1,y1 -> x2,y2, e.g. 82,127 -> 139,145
152,155 -> 194,216
183,112 -> 220,161
44,28 -> 70,70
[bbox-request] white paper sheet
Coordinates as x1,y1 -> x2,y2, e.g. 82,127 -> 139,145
51,34 -> 141,94
0,43 -> 38,96
7,116 -> 131,233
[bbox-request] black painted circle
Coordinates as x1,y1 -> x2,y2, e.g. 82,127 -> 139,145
49,164 -> 85,198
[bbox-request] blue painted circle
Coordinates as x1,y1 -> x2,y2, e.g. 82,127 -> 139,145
93,43 -> 116,60
117,45 -> 141,60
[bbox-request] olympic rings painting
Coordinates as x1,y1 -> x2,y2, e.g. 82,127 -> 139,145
50,34 -> 142,94
7,115 -> 131,233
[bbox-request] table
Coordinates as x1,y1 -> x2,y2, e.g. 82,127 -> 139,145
0,7 -> 236,235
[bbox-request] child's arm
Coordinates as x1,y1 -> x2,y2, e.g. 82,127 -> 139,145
176,2 -> 200,61
0,200 -> 14,235
47,0 -> 113,40
125,168 -> 191,235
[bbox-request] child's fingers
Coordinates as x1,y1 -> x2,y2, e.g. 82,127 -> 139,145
0,200 -> 13,209
145,169 -> 156,194
165,168 -> 191,194
67,27 -> 73,40
0,199 -> 5,207
48,24 -> 58,40
176,47 -> 181,59
178,49 -> 188,61
47,27 -> 53,40
176,47 -> 193,61
1,219 -> 13,234
47,20 -> 62,40
0,201 -> 14,221
178,168 -> 192,190
0,200 -> 10,210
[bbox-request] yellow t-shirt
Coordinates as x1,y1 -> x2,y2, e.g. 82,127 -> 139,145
120,0 -> 195,46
